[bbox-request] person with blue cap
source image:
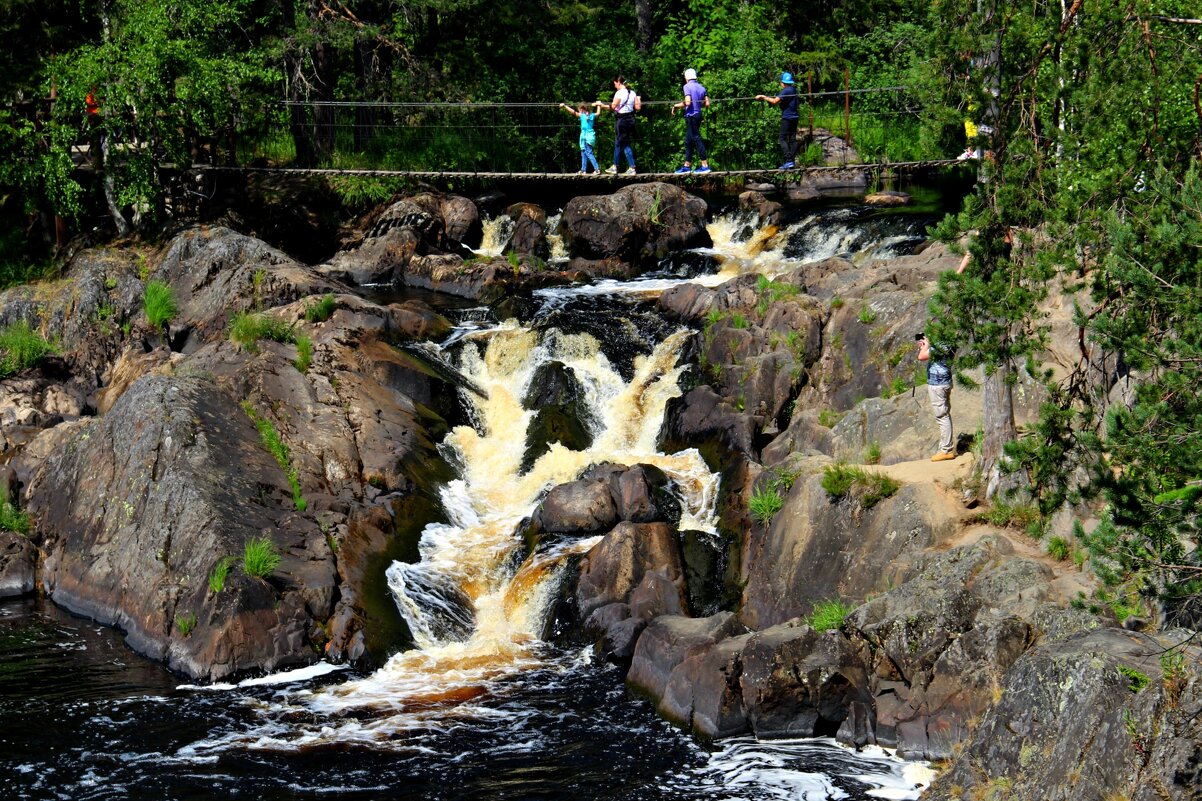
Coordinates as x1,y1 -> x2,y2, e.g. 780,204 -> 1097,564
755,72 -> 801,169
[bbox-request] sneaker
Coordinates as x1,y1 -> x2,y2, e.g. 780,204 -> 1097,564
674,165 -> 693,174
623,167 -> 637,176
931,451 -> 957,462
604,165 -> 618,174
578,170 -> 587,175
778,161 -> 796,170
695,165 -> 712,173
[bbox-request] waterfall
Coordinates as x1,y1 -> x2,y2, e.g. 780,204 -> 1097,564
545,213 -> 569,264
475,214 -> 515,257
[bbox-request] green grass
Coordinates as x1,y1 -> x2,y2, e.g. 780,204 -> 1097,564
0,321 -> 56,378
294,335 -> 313,372
749,485 -> 784,526
981,501 -> 1044,537
241,401 -> 308,511
817,408 -> 844,428
0,494 -> 31,536
863,441 -> 882,465
143,280 -> 178,329
175,611 -> 198,636
729,312 -> 750,330
821,463 -> 900,508
857,305 -> 877,324
242,536 -> 282,578
829,295 -> 844,310
229,311 -> 296,352
1117,664 -> 1150,693
208,556 -> 234,594
1047,536 -> 1070,561
303,293 -> 337,323
806,599 -> 853,632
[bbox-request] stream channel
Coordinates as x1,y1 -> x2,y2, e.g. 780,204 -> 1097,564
0,188 -> 960,800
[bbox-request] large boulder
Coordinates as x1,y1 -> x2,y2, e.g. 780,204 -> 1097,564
0,532 -> 35,597
739,461 -> 961,630
521,361 -> 594,473
25,375 -> 333,681
927,628 -> 1202,801
562,183 -> 711,273
575,521 -> 685,619
626,612 -> 746,702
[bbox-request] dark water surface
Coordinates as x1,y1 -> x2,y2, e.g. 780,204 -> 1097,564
0,598 -> 925,800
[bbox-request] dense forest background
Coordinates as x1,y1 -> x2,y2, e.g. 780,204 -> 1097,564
2,1 -> 1202,627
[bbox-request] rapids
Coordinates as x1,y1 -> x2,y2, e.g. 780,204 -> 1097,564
0,195 -> 947,799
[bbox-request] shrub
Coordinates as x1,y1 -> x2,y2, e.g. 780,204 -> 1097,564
208,556 -> 234,594
0,321 -> 56,377
821,463 -> 900,508
982,501 -> 1044,535
294,334 -> 313,372
303,293 -> 337,323
749,485 -> 784,525
1117,665 -> 1150,693
143,280 -> 178,329
806,599 -> 853,632
1047,536 -> 1070,561
230,311 -> 296,352
242,536 -> 282,578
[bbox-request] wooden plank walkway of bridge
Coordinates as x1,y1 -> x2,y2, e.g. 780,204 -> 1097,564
189,160 -> 964,182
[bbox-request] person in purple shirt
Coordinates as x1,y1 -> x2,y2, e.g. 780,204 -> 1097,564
671,68 -> 711,173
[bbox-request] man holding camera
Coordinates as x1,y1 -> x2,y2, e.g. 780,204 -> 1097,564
916,333 -> 956,462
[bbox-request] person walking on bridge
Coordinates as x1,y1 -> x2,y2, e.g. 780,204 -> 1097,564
755,72 -> 800,170
671,68 -> 711,174
559,101 -> 603,174
603,75 -> 638,175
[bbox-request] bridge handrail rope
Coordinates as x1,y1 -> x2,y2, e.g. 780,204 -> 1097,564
280,86 -> 912,109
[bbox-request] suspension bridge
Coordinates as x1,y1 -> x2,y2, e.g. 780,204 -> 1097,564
76,87 -> 972,183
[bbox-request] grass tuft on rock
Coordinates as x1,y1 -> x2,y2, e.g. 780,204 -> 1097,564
143,280 -> 178,330
208,556 -> 235,594
242,537 -> 281,578
303,293 -> 337,323
806,599 -> 853,632
230,311 -> 296,352
0,321 -> 56,377
749,485 -> 784,526
241,401 -> 308,511
821,463 -> 900,508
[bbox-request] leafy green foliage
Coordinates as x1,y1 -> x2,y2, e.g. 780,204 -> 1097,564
242,536 -> 281,579
175,611 -> 198,636
0,321 -> 55,377
1117,665 -> 1150,694
0,493 -> 31,536
143,280 -> 178,330
805,599 -> 853,633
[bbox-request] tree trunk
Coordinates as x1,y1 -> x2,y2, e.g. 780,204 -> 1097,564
636,0 -> 654,55
285,50 -> 315,166
312,39 -> 335,162
980,364 -> 1026,499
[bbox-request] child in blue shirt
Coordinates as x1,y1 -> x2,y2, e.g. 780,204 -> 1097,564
559,102 -> 603,174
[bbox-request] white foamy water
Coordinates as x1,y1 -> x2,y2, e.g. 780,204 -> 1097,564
474,214 -> 515,257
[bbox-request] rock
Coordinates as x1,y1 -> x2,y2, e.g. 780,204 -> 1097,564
94,345 -> 175,414
738,191 -> 783,228
26,375 -> 331,681
520,361 -> 594,472
824,394 -> 983,466
440,194 -> 483,248
534,477 -> 619,536
680,529 -> 725,617
389,300 -> 453,342
786,184 -> 822,203
659,385 -> 757,461
740,466 -> 960,630
798,128 -> 861,165
402,253 -> 574,303
504,202 -> 549,258
0,532 -> 35,598
864,191 -> 911,207
562,183 -> 711,273
626,612 -> 746,702
927,628 -> 1202,801
154,226 -> 343,347
575,521 -> 685,618
740,623 -> 871,738
660,632 -> 753,738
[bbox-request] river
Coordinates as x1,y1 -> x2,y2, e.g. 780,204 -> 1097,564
0,193 -> 951,800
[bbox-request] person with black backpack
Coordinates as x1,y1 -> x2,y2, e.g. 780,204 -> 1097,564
602,75 -> 639,175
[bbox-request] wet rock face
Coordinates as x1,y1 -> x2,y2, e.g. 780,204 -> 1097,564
520,361 -> 594,473
504,202 -> 549,259
927,628 -> 1202,801
562,182 -> 711,272
0,532 -> 35,598
26,375 -> 332,681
